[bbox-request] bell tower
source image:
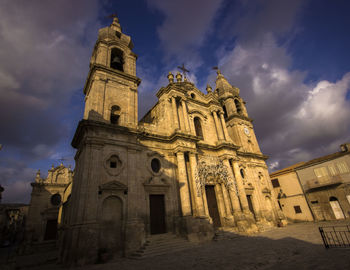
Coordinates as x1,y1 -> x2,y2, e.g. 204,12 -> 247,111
215,70 -> 262,154
83,17 -> 141,128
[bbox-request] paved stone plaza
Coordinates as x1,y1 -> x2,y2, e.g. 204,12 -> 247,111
4,220 -> 347,270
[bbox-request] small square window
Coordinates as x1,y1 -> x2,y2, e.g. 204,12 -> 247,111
110,161 -> 117,168
294,205 -> 302,214
271,178 -> 280,188
311,200 -> 318,204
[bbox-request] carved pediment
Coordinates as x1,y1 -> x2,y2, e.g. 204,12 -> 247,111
143,177 -> 169,187
99,181 -> 127,192
262,187 -> 271,194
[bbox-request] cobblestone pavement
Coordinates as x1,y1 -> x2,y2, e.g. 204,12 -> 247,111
8,221 -> 350,270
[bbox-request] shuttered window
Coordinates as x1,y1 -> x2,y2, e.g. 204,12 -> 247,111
314,167 -> 328,178
328,165 -> 337,176
337,161 -> 349,174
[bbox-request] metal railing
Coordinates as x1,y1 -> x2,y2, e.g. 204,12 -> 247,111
319,225 -> 350,248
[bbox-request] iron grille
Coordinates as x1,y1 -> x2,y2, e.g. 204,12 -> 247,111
319,225 -> 350,248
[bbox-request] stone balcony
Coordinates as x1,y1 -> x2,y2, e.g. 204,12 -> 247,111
303,175 -> 344,191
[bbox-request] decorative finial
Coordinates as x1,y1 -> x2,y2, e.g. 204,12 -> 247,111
176,72 -> 182,82
35,169 -> 41,182
167,72 -> 174,84
51,164 -> 55,169
206,84 -> 212,93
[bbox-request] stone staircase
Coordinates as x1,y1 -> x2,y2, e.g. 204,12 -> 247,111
213,227 -> 243,241
130,233 -> 199,259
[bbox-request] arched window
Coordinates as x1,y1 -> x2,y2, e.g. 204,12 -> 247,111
110,105 -> 121,124
222,105 -> 228,119
110,48 -> 124,71
194,117 -> 203,139
240,168 -> 245,178
234,99 -> 242,114
329,196 -> 345,219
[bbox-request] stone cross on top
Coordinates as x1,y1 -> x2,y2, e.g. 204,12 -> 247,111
177,64 -> 190,79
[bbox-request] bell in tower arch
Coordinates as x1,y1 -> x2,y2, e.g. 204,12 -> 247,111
110,48 -> 124,71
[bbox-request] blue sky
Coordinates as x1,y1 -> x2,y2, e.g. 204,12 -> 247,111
1,0 -> 350,203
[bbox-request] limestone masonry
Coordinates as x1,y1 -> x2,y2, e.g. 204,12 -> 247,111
29,17 -> 286,265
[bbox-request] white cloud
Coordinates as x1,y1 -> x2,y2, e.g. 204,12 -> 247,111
218,34 -> 350,170
0,159 -> 36,203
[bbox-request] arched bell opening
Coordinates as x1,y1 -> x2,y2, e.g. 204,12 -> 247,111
110,105 -> 121,124
222,105 -> 228,119
234,99 -> 242,114
110,48 -> 124,71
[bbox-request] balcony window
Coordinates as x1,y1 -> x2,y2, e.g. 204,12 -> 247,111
337,161 -> 349,174
314,167 -> 328,178
328,165 -> 337,176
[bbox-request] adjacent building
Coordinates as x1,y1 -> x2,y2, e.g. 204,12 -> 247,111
270,162 -> 314,222
270,143 -> 350,222
26,164 -> 72,243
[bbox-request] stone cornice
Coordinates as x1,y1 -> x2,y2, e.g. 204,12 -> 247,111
31,182 -> 68,188
237,151 -> 269,160
83,64 -> 141,95
226,113 -> 253,123
138,130 -> 200,144
197,141 -> 240,151
71,120 -> 139,149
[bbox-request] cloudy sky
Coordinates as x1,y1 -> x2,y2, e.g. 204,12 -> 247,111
1,0 -> 349,203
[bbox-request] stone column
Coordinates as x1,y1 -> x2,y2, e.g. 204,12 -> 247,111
221,183 -> 233,218
222,159 -> 242,214
171,97 -> 179,130
181,99 -> 190,132
232,161 -> 250,213
212,110 -> 224,141
176,152 -> 192,216
219,111 -> 230,141
189,153 -> 205,216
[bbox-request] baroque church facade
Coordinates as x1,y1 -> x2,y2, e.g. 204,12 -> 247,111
60,17 -> 285,265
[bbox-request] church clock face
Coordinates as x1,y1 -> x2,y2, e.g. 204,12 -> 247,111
243,126 -> 250,136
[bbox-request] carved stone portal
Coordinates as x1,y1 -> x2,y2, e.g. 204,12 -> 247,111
195,156 -> 238,196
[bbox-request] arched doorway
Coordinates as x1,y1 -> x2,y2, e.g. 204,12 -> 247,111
100,196 -> 123,254
329,197 -> 345,219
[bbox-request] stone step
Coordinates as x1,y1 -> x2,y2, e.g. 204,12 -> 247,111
213,229 -> 243,241
137,240 -> 193,253
130,233 -> 198,259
